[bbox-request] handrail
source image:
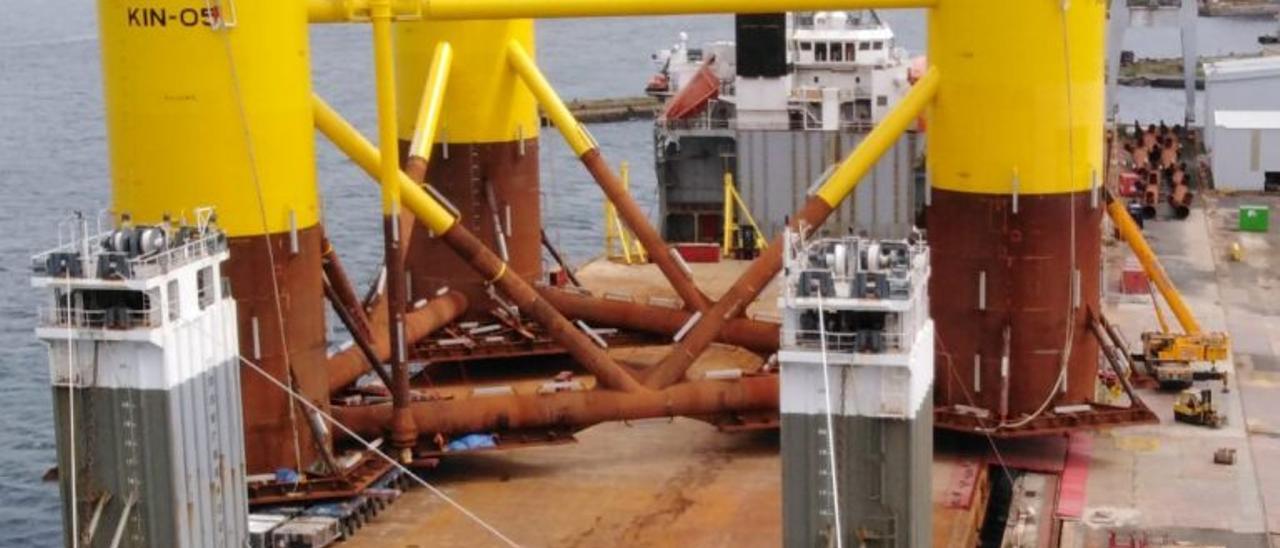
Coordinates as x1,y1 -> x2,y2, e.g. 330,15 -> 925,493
38,306 -> 162,330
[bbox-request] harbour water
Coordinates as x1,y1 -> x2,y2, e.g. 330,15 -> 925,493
0,3 -> 1272,544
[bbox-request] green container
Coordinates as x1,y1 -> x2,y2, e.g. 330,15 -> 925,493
1239,205 -> 1270,232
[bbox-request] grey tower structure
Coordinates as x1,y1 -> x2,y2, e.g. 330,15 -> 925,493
778,232 -> 934,547
33,210 -> 248,547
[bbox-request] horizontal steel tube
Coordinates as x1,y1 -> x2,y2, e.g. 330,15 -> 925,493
537,287 -> 779,354
309,0 -> 938,22
332,374 -> 779,437
327,291 -> 468,393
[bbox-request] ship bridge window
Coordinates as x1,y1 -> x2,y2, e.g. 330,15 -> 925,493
859,42 -> 871,51
845,43 -> 856,61
167,279 -> 180,321
830,43 -> 843,62
873,41 -> 884,50
50,288 -> 158,329
799,41 -> 812,51
815,42 -> 828,62
197,266 -> 215,310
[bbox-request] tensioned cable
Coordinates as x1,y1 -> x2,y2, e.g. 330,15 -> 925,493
991,0 -> 1081,431
63,268 -> 79,548
198,10 -> 519,547
235,352 -> 521,547
214,15 -> 305,472
179,297 -> 522,546
815,291 -> 844,548
936,331 -> 1018,487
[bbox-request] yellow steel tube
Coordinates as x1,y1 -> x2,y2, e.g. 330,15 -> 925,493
371,1 -> 400,214
395,20 -> 537,144
727,182 -> 768,251
1104,191 -> 1202,334
313,96 -> 645,393
815,67 -> 939,206
309,0 -> 937,22
507,41 -> 595,155
723,172 -> 735,257
312,95 -> 456,235
408,43 -> 453,162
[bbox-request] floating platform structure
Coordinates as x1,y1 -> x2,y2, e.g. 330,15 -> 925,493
30,0 -> 1229,546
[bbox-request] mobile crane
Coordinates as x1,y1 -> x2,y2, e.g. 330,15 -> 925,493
1103,188 -> 1231,390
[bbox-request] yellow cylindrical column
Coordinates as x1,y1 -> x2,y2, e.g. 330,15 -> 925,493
98,0 -> 327,473
929,1 -> 1103,195
927,0 -> 1107,434
394,20 -> 542,319
395,20 -> 538,145
102,1 -> 319,235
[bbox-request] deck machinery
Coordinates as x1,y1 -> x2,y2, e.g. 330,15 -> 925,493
35,0 -> 1175,545
778,233 -> 934,546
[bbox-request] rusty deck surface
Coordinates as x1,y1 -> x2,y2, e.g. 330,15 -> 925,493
343,257 -> 986,547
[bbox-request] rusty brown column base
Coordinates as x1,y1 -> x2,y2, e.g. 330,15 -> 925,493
929,187 -> 1102,420
537,286 -> 779,354
225,226 -> 329,475
332,374 -> 779,438
580,149 -> 712,311
644,197 -> 835,389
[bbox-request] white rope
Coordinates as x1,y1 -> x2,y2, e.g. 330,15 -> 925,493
235,354 -> 522,547
815,292 -> 843,548
64,271 -> 79,548
215,21 -> 305,473
936,332 -> 1018,487
203,12 -> 519,548
990,0 -> 1080,431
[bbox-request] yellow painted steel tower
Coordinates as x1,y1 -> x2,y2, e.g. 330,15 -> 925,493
97,0 -> 329,472
927,0 -> 1108,433
395,20 -> 544,318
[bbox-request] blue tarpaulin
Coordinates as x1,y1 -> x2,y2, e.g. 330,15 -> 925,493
447,433 -> 497,452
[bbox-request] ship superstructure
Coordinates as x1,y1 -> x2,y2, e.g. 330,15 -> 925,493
778,233 -> 933,546
650,11 -> 920,244
33,211 -> 247,547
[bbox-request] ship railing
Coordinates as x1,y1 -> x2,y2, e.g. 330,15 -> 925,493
784,271 -> 922,301
30,232 -> 109,276
31,231 -> 227,279
789,328 -> 906,354
655,116 -> 734,131
38,306 -> 162,330
128,232 -> 227,276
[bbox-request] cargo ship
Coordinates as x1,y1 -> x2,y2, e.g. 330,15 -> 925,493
647,10 -> 922,245
27,1 -> 1274,547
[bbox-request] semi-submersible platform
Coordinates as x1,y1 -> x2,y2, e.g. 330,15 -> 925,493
31,0 -> 1191,546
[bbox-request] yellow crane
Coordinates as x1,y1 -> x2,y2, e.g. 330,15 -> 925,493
1104,187 -> 1230,389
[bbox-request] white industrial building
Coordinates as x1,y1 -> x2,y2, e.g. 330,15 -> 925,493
1209,111 -> 1280,191
1204,56 -> 1280,191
